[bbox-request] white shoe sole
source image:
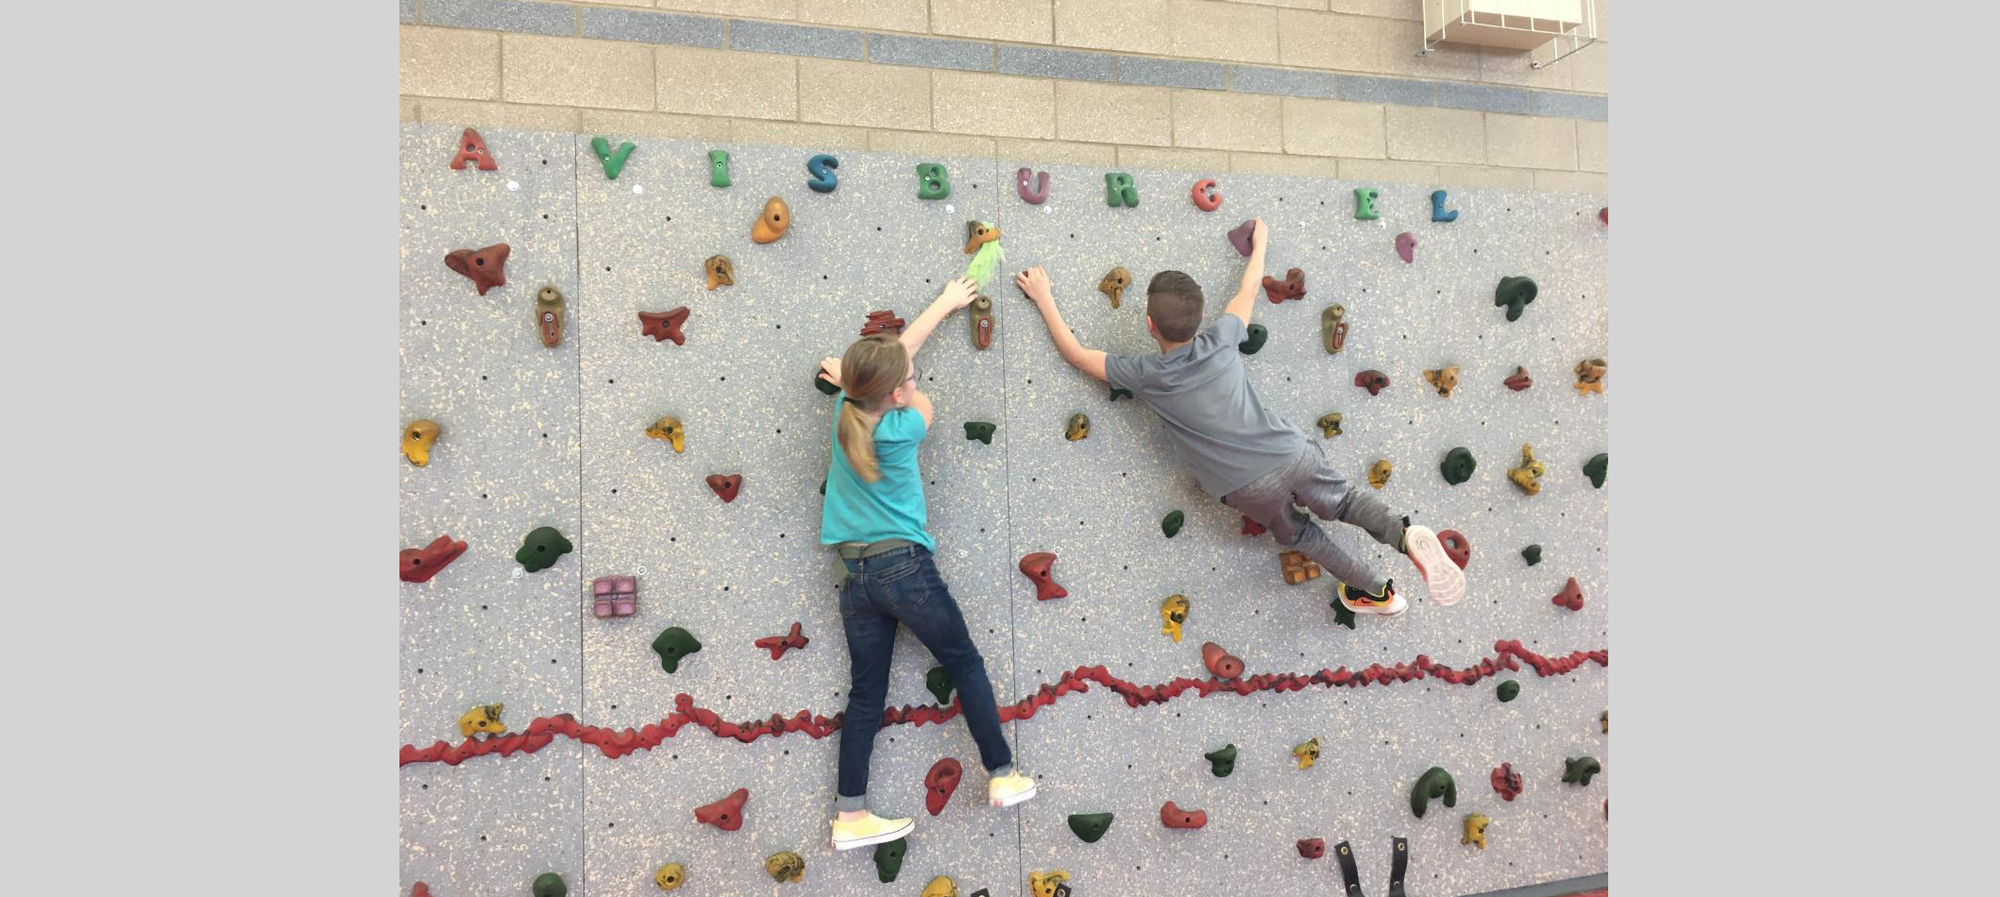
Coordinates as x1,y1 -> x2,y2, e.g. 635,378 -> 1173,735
829,818 -> 914,851
991,781 -> 1037,808
1338,592 -> 1408,616
1403,525 -> 1465,607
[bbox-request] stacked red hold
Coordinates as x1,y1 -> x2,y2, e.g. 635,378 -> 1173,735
638,307 -> 690,345
1552,577 -> 1584,611
754,622 -> 808,660
694,788 -> 750,831
1161,801 -> 1208,829
860,310 -> 906,336
1019,552 -> 1067,600
1491,762 -> 1523,801
925,758 -> 963,815
706,474 -> 742,503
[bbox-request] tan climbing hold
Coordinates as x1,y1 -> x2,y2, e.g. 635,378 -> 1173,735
1028,870 -> 1070,897
704,255 -> 733,290
1422,365 -> 1461,398
403,419 -> 440,467
647,416 -> 686,453
1315,412 -> 1343,438
764,851 -> 804,883
1293,737 -> 1320,769
535,285 -> 564,347
1160,594 -> 1190,642
1280,550 -> 1322,585
1099,267 -> 1130,309
1368,459 -> 1392,490
1463,814 -> 1490,849
963,220 -> 1000,254
1507,444 -> 1545,494
1066,413 -> 1090,442
1574,358 -> 1608,394
751,197 -> 790,244
920,876 -> 958,897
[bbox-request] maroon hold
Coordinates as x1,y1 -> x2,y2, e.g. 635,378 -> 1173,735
1020,552 -> 1068,601
1395,232 -> 1417,263
639,307 -> 690,345
1240,516 -> 1267,536
445,244 -> 510,295
1161,800 -> 1208,830
1354,370 -> 1390,396
449,128 -> 498,171
694,787 -> 749,831
706,474 -> 742,503
1297,838 -> 1326,859
1491,763 -> 1523,801
1261,267 -> 1305,303
1201,642 -> 1244,680
400,535 -> 467,583
1504,366 -> 1533,391
754,622 -> 808,660
1599,206 -> 1609,226
1552,576 -> 1584,611
860,310 -> 906,337
925,757 -> 963,815
1228,220 -> 1255,256
1437,529 -> 1471,570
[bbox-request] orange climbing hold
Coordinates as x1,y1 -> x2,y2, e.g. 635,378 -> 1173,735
1020,552 -> 1067,601
449,128 -> 497,171
751,197 -> 790,244
1552,577 -> 1584,611
694,787 -> 749,831
1279,550 -> 1321,584
755,622 -> 808,660
639,307 -> 690,345
444,244 -> 509,296
1161,800 -> 1208,829
1202,642 -> 1244,679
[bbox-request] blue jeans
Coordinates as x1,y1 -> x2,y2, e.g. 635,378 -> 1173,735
835,545 -> 1012,811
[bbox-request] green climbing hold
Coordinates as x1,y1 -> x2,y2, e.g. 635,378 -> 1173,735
1440,447 -> 1476,485
1330,600 -> 1356,629
650,627 -> 702,674
1204,744 -> 1237,777
1105,172 -> 1138,207
532,872 -> 568,897
1162,510 -> 1185,538
591,137 -> 634,180
1495,276 -> 1537,321
1496,680 -> 1520,702
874,837 -> 907,883
1521,544 -> 1542,566
964,421 -> 996,444
515,526 -> 573,573
1068,812 -> 1115,843
1562,756 -> 1602,786
916,162 -> 951,200
1238,323 -> 1268,355
708,149 -> 731,188
926,666 -> 955,705
1583,453 -> 1608,489
1109,386 -> 1134,401
816,373 -> 842,395
1410,766 -> 1457,818
819,478 -> 826,496
1354,187 -> 1381,220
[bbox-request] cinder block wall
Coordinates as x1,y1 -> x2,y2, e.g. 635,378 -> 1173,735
398,0 -> 1609,192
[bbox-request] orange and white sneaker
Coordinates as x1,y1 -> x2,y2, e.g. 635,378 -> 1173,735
1401,523 -> 1466,607
1336,579 -> 1408,616
989,770 -> 1037,808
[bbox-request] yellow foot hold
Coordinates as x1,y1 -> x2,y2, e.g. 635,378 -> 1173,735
1160,594 -> 1189,642
1029,870 -> 1070,897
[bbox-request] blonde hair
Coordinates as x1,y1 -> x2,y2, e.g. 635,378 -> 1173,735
836,335 -> 909,483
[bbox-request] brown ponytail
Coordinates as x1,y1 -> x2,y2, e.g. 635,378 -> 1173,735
835,335 -> 909,483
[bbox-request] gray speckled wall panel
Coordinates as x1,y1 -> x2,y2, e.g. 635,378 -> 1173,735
402,123 -> 1609,897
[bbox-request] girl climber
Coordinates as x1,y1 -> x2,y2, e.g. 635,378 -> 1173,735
816,275 -> 1036,851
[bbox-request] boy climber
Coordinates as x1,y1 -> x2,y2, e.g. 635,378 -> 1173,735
1013,220 -> 1465,614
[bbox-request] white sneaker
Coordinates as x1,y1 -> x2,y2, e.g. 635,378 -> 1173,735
829,811 -> 913,851
989,771 -> 1037,808
1402,524 -> 1466,606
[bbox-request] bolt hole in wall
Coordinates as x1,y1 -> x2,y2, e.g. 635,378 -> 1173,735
399,126 -> 1607,897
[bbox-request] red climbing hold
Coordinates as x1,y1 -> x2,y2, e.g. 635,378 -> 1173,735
1492,763 -> 1523,801
1298,838 -> 1326,859
1161,800 -> 1208,829
1437,530 -> 1471,570
754,622 -> 808,660
1261,267 -> 1306,303
1552,577 -> 1584,611
925,757 -> 963,815
860,310 -> 906,337
411,884 -> 432,897
1201,642 -> 1244,680
401,534 -> 468,583
1020,552 -> 1067,601
639,307 -> 690,345
1241,516 -> 1267,536
694,787 -> 749,831
1599,207 -> 1609,226
1354,370 -> 1390,396
1504,366 -> 1533,391
445,244 -> 509,295
449,127 -> 498,171
1191,178 -> 1223,212
706,474 -> 742,503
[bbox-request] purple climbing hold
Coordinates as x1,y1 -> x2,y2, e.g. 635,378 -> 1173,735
1395,232 -> 1417,264
1228,220 -> 1255,257
1016,167 -> 1049,205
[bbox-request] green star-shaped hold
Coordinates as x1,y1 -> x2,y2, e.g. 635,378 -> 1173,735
964,421 -> 996,444
1329,597 -> 1356,630
1204,744 -> 1237,777
1495,276 -> 1538,321
1440,447 -> 1476,485
1563,756 -> 1602,786
1583,452 -> 1608,489
650,627 -> 702,674
515,526 -> 573,573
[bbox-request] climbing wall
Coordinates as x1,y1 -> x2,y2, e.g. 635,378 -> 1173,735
401,123 -> 1609,897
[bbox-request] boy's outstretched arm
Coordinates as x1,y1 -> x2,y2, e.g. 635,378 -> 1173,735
1015,266 -> 1108,382
899,276 -> 979,358
1222,219 -> 1268,328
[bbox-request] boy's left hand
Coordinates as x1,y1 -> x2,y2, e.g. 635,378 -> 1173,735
935,276 -> 978,310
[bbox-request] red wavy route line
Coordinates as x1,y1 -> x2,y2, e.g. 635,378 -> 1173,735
399,639 -> 1605,767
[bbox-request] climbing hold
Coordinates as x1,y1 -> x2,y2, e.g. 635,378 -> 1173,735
1293,737 -> 1320,770
1462,814 -> 1490,849
591,575 -> 638,618
1064,413 -> 1090,442
1520,544 -> 1542,566
1583,452 -> 1608,488
963,421 -> 996,445
1573,358 -> 1608,394
638,307 -> 690,345
652,627 -> 703,674
1160,801 -> 1208,829
1322,304 -> 1348,353
1496,679 -> 1519,702
926,667 -> 955,706
1162,510 -> 1185,538
1105,171 -> 1138,207
449,128 -> 498,171
1354,370 -> 1389,396
805,153 -> 838,193
1298,838 -> 1326,859
693,787 -> 746,830
1354,187 -> 1381,220
515,526 -> 572,573
1190,178 -> 1222,211
646,416 -> 685,453
922,876 -> 959,897
860,309 -> 906,336
444,244 -> 510,295
1109,386 -> 1133,401
1160,594 -> 1189,642
1562,756 -> 1602,786
970,294 -> 994,349
1494,276 -> 1537,321
1015,167 -> 1049,204
458,703 -> 505,737
1097,267 -> 1130,309
533,872 -> 568,897
874,838 -> 907,883
1228,219 -> 1256,256
1491,763 -> 1523,801
1238,324 -> 1268,355
1368,460 -> 1392,490
1262,267 -> 1306,303
1601,709 -> 1609,733
1280,550 -> 1322,585
1069,812 -> 1114,843
1410,767 -> 1457,818
963,220 -> 1001,255
1315,412 -> 1343,438
703,255 -> 733,290
1437,530 -> 1471,569
704,149 -> 730,187
403,419 -> 440,467
400,535 -> 467,583
1204,744 -> 1237,777
534,284 -> 564,347
1020,552 -> 1067,600
1440,447 -> 1476,485
764,851 -> 804,884
1599,206 -> 1609,226
705,474 -> 741,503
1431,189 -> 1459,222
1504,366 -> 1533,391
1508,444 -> 1546,495
1201,641 -> 1244,680
592,137 -> 635,179
916,162 -> 951,200
1552,576 -> 1583,611
1240,516 -> 1267,536
754,622 -> 808,660
654,863 -> 686,891
816,373 -> 842,396
924,757 -> 962,815
1028,871 -> 1070,897
751,196 -> 789,243
1422,365 -> 1460,397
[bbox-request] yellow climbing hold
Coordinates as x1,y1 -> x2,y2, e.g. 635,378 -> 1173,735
1368,459 -> 1392,490
1160,594 -> 1190,643
764,851 -> 804,884
1462,814 -> 1490,849
646,416 -> 686,453
403,419 -> 440,467
1507,443 -> 1545,495
920,876 -> 958,897
1293,737 -> 1320,769
1029,870 -> 1070,897
653,863 -> 686,891
458,703 -> 504,737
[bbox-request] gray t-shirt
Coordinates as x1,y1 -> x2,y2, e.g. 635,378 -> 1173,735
1104,313 -> 1307,497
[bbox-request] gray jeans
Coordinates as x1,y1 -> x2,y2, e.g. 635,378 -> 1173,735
1221,440 -> 1404,593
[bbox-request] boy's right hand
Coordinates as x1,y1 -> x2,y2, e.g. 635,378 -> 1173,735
1015,266 -> 1053,306
1251,218 -> 1268,253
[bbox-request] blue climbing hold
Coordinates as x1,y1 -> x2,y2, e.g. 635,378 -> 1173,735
1431,189 -> 1459,223
807,153 -> 839,193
